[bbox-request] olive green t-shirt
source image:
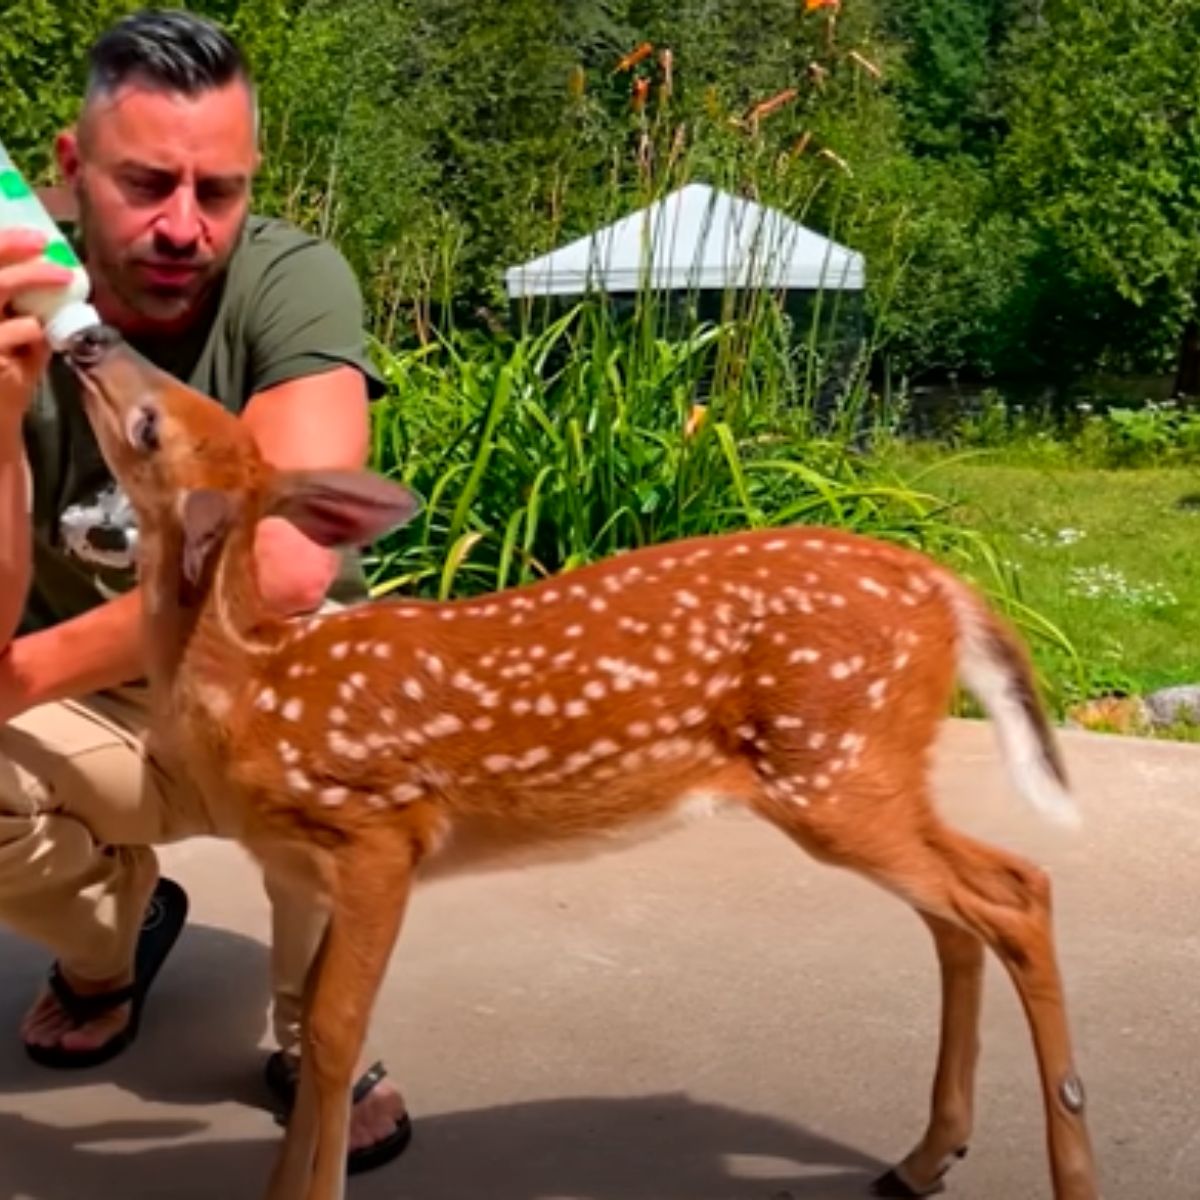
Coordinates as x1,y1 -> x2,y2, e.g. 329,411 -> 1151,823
19,214 -> 387,634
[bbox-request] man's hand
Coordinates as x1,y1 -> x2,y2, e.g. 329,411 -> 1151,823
1,228 -> 71,654
0,230 -> 72,437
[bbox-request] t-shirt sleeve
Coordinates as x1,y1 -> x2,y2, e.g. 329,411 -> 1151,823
244,237 -> 387,401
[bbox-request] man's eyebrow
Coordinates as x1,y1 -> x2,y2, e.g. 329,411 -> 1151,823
114,161 -> 249,185
115,160 -> 177,177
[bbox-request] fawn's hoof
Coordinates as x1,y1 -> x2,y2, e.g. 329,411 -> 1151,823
870,1148 -> 967,1198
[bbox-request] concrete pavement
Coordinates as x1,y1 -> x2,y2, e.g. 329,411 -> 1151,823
0,718 -> 1198,1199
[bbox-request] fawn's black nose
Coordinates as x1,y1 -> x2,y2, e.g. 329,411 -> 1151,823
65,324 -> 123,370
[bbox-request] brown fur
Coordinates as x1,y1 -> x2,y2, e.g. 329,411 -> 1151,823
68,328 -> 1100,1200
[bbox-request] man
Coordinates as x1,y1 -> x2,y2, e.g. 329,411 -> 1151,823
0,7 -> 410,1174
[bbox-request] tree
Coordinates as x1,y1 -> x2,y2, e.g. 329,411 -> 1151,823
999,0 -> 1200,386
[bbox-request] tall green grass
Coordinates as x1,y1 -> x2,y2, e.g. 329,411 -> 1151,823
359,291 -> 1078,716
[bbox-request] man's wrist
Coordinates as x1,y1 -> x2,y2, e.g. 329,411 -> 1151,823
0,637 -> 38,724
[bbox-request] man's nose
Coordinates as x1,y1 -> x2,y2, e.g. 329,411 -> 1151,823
154,188 -> 202,251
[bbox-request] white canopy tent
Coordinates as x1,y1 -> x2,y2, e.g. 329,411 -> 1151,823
504,182 -> 865,300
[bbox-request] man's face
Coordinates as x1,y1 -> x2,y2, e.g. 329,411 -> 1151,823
57,77 -> 259,334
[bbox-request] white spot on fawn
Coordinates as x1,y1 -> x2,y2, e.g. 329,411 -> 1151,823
255,687 -> 278,713
423,714 -> 464,738
319,787 -> 348,807
285,768 -> 312,793
858,577 -> 889,599
418,651 -> 445,679
331,642 -> 349,660
281,698 -> 303,722
328,731 -> 367,760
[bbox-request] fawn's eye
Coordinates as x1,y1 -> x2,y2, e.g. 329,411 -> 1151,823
125,405 -> 161,455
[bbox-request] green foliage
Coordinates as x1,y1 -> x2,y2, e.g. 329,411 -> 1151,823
362,295 -> 987,601
998,0 -> 1200,372
6,0 -> 1200,386
0,1 -> 136,176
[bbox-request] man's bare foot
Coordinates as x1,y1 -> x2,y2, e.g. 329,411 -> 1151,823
269,1049 -> 409,1160
20,967 -> 133,1054
348,1063 -> 407,1154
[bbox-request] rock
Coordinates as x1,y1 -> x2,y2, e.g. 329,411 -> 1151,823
1143,684 -> 1200,728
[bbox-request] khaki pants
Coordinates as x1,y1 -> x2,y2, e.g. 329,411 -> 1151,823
0,683 -> 324,1057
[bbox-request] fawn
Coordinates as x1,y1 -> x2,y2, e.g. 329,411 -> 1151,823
66,324 -> 1099,1200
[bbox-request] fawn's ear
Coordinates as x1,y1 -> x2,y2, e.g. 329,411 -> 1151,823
179,488 -> 236,596
266,469 -> 423,548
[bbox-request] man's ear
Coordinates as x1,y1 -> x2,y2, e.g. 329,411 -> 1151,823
179,488 -> 235,599
265,470 -> 423,548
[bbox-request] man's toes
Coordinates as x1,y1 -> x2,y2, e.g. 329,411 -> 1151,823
348,1082 -> 406,1150
23,1014 -> 73,1047
20,993 -> 59,1038
21,998 -> 73,1046
57,1007 -> 130,1053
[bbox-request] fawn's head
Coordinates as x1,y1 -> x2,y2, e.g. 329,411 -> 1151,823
67,324 -> 423,597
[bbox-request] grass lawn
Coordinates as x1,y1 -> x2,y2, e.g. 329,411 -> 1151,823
886,447 -> 1200,722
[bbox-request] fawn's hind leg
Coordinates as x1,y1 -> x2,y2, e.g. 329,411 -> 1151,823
872,913 -> 983,1197
754,774 -> 1097,1200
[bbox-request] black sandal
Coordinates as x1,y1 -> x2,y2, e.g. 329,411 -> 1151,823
24,877 -> 189,1070
264,1049 -> 413,1175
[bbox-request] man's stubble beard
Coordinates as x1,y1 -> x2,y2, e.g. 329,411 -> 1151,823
75,187 -> 244,328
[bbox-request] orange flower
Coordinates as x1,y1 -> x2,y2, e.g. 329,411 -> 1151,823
805,0 -> 839,10
744,87 -> 799,125
614,42 -> 653,73
631,76 -> 651,112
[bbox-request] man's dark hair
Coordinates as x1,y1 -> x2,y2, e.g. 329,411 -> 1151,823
85,8 -> 252,101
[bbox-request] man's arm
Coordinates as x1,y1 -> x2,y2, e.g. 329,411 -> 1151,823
0,431 -> 33,651
0,365 -> 371,717
241,365 -> 371,613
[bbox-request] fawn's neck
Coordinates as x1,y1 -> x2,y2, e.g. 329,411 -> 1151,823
138,508 -> 281,712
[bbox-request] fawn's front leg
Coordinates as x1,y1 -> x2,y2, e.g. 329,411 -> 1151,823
263,828 -> 417,1200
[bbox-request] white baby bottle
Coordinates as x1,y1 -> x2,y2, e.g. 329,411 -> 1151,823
0,137 -> 101,349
